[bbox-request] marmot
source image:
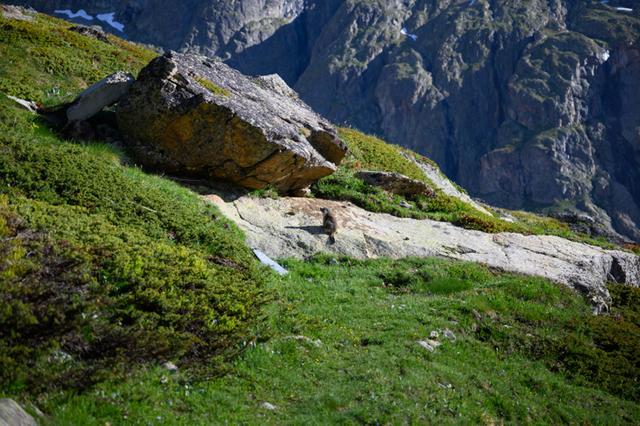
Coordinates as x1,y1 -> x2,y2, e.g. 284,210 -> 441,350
320,207 -> 337,244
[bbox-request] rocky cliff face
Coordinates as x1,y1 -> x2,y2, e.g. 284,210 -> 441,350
16,0 -> 640,241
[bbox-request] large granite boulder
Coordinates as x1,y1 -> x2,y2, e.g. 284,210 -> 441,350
117,52 -> 346,191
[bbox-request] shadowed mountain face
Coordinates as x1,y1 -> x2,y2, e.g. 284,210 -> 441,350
12,0 -> 640,241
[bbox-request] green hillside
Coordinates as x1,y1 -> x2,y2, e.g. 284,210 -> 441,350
0,10 -> 638,425
0,12 -> 269,394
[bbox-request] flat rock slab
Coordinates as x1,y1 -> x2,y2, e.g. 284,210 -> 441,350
0,399 -> 37,426
211,195 -> 640,313
117,52 -> 347,191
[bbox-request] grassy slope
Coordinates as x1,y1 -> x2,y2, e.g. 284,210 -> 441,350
0,13 -> 269,395
0,10 -> 638,425
0,12 -> 155,105
47,257 -> 640,424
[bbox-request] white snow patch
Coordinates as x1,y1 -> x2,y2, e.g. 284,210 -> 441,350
400,27 -> 418,41
97,12 -> 125,32
599,49 -> 610,63
616,7 -> 633,12
54,9 -> 93,21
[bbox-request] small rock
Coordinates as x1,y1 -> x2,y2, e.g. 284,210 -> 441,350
67,71 -> 134,122
289,187 -> 311,197
443,328 -> 456,341
283,335 -> 322,347
202,194 -> 225,205
417,339 -> 441,352
0,399 -> 38,426
399,200 -> 413,209
253,249 -> 288,275
1,5 -> 34,21
69,25 -> 110,43
260,402 -> 277,411
7,95 -> 38,113
356,170 -> 435,198
429,330 -> 440,339
255,74 -> 299,99
48,349 -> 73,363
163,361 -> 178,372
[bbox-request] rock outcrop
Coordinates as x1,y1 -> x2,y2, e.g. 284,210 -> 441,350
210,195 -> 640,314
356,170 -> 435,198
68,24 -> 110,43
117,52 -> 346,191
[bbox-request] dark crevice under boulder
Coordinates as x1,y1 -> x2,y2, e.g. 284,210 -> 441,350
116,52 -> 347,192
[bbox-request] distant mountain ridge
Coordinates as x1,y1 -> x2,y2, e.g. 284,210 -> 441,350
11,0 -> 640,242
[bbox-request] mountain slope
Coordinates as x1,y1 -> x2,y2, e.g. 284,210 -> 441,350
14,0 -> 640,242
1,9 -> 639,424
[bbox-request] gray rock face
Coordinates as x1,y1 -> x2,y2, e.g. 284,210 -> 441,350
211,195 -> 640,313
66,71 -> 134,122
17,0 -> 640,241
0,399 -> 38,426
68,24 -> 110,43
1,5 -> 34,21
117,52 -> 346,191
356,170 -> 434,198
